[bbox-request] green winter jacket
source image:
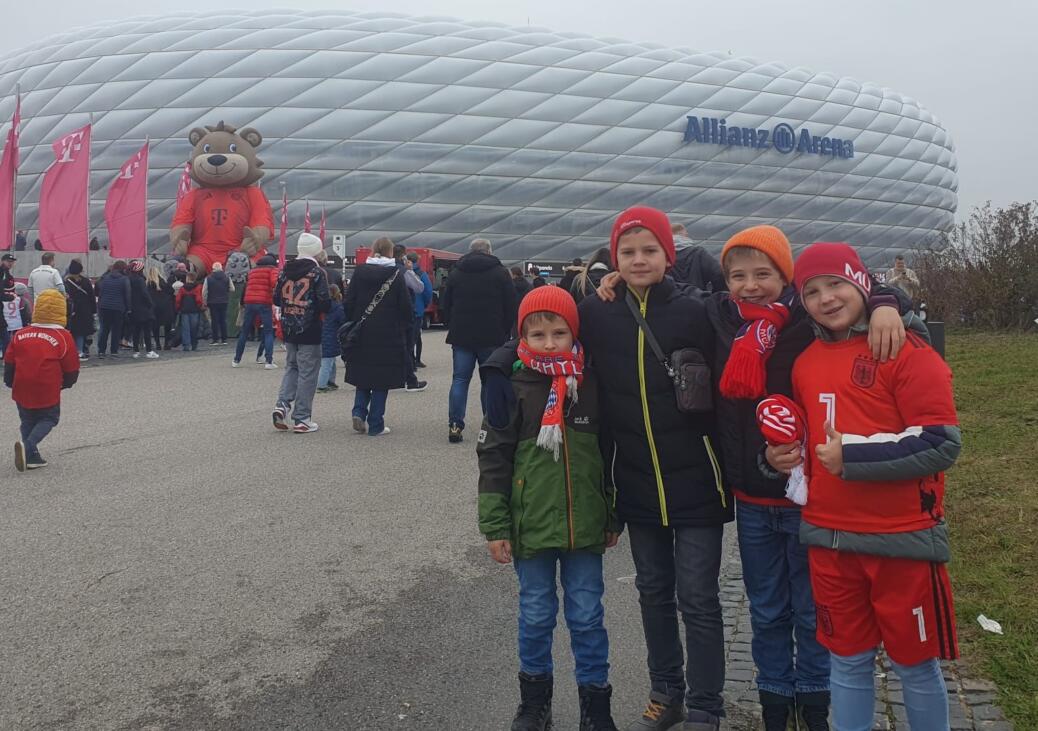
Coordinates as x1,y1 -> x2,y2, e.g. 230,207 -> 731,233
477,365 -> 617,560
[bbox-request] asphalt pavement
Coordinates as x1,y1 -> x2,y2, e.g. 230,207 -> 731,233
0,332 -> 747,731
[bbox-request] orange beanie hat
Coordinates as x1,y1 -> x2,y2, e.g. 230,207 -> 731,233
518,285 -> 580,339
721,225 -> 795,283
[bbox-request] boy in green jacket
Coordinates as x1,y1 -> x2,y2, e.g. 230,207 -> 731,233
478,285 -> 620,731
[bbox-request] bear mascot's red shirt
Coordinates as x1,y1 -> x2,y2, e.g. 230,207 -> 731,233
172,187 -> 273,272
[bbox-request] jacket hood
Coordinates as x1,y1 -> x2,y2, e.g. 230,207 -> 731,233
285,257 -> 318,278
456,251 -> 503,273
183,281 -> 199,291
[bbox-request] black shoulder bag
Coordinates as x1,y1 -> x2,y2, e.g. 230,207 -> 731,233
625,292 -> 713,413
337,269 -> 399,359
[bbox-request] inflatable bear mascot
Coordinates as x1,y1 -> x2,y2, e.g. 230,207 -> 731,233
170,121 -> 274,274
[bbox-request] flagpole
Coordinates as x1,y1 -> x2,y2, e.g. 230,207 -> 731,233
10,84 -> 19,251
143,136 -> 150,257
86,112 -> 93,248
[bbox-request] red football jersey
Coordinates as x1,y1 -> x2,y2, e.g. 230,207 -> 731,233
5,324 -> 79,409
171,187 -> 273,253
792,333 -> 957,534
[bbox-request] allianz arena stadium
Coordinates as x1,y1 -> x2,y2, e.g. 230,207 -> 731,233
0,9 -> 958,265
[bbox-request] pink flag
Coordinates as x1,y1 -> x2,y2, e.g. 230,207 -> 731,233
303,200 -> 311,233
104,141 -> 149,259
0,94 -> 20,250
176,162 -> 192,203
39,123 -> 91,252
318,206 -> 326,243
277,189 -> 287,269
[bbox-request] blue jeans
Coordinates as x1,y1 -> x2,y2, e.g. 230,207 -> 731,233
448,346 -> 494,429
97,308 -> 125,354
514,550 -> 609,686
831,649 -> 948,731
73,334 -> 86,354
179,313 -> 200,350
627,522 -> 725,716
318,356 -> 337,388
235,304 -> 274,364
18,404 -> 60,457
736,501 -> 830,697
353,388 -> 388,435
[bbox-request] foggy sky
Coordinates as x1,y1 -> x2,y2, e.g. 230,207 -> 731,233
2,0 -> 1033,219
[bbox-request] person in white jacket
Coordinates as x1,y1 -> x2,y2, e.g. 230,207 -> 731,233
27,252 -> 66,302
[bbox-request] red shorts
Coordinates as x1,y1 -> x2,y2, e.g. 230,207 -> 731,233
808,547 -> 958,665
185,245 -> 269,274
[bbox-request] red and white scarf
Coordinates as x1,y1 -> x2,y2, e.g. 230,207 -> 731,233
756,394 -> 809,505
516,341 -> 585,461
719,288 -> 796,400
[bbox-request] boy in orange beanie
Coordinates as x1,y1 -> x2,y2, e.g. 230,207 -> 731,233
3,289 -> 80,471
477,286 -> 620,731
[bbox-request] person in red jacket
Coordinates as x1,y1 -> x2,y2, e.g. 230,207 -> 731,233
4,289 -> 80,471
174,272 -> 206,351
233,254 -> 279,368
766,243 -> 961,731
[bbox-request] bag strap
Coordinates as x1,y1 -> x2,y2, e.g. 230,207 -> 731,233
625,292 -> 675,378
359,269 -> 399,322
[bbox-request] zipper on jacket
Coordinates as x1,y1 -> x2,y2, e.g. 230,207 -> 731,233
634,289 -> 669,526
702,436 -> 727,509
562,424 -> 575,550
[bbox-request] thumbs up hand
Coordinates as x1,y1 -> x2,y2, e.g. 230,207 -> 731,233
815,421 -> 844,476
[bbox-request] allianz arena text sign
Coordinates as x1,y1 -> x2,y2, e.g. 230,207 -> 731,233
683,116 -> 856,159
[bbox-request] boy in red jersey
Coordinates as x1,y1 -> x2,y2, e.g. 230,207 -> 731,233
3,289 -> 80,471
767,243 -> 960,731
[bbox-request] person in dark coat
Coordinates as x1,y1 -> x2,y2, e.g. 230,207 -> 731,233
127,261 -> 158,358
557,257 -> 583,293
343,238 -> 413,436
569,247 -> 613,304
203,262 -> 233,345
510,267 -> 532,302
64,259 -> 96,359
439,238 -> 517,443
146,267 -> 176,350
670,223 -> 726,293
14,230 -> 27,251
95,260 -> 131,357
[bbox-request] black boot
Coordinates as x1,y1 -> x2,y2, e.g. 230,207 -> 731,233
578,684 -> 618,731
511,672 -> 553,731
796,690 -> 830,731
759,690 -> 794,731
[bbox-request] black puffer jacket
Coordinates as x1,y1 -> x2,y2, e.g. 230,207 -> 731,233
705,294 -> 813,501
671,240 -> 726,293
579,277 -> 731,528
343,263 -> 412,390
441,251 -> 516,349
128,273 -> 155,323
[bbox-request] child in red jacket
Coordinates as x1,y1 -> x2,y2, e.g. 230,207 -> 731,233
767,243 -> 960,731
4,289 -> 80,471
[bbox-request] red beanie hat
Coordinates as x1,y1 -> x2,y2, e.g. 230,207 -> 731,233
610,206 -> 675,268
794,242 -> 872,300
518,285 -> 580,339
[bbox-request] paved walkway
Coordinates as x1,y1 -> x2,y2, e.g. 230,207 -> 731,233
719,554 -> 1015,730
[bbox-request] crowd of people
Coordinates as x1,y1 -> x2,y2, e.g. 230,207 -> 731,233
1,215 -> 952,731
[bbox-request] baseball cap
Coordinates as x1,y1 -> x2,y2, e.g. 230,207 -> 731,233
1,253 -> 15,262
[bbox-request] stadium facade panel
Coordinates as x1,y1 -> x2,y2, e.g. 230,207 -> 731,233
0,9 -> 958,265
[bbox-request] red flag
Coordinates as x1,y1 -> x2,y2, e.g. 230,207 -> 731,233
176,162 -> 192,203
303,200 -> 311,233
39,123 -> 91,252
104,141 -> 149,259
277,189 -> 287,269
0,94 -> 20,249
318,206 -> 326,243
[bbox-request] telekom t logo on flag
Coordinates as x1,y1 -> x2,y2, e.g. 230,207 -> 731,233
56,130 -> 87,163
117,152 -> 144,180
